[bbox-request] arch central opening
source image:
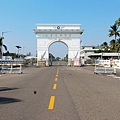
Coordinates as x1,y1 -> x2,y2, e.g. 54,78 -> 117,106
49,41 -> 68,66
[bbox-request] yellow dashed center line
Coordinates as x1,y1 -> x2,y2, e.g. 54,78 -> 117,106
48,67 -> 59,110
55,78 -> 58,81
48,96 -> 55,110
56,66 -> 59,76
53,84 -> 57,89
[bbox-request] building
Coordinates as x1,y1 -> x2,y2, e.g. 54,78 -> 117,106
80,46 -> 99,64
80,45 -> 120,64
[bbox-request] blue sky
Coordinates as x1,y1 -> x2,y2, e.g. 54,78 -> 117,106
0,0 -> 119,57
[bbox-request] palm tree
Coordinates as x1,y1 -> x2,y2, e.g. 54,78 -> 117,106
110,39 -> 116,52
0,37 -> 7,59
108,24 -> 119,41
115,18 -> 120,27
101,42 -> 109,52
108,24 -> 120,52
117,38 -> 120,45
115,18 -> 120,39
116,38 -> 120,52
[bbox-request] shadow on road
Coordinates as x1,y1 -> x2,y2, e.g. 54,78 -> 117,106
0,97 -> 22,104
0,87 -> 22,104
0,87 -> 18,92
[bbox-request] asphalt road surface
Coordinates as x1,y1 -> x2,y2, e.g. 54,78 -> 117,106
1,61 -> 120,120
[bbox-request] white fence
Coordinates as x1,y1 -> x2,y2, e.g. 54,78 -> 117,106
0,63 -> 23,74
94,66 -> 116,74
94,59 -> 120,74
95,60 -> 120,68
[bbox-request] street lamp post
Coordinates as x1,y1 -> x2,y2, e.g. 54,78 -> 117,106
16,46 -> 21,59
80,40 -> 82,66
2,31 -> 11,37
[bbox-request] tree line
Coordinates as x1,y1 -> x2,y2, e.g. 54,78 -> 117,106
95,18 -> 120,53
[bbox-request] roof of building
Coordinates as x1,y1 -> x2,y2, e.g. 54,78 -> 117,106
88,53 -> 120,57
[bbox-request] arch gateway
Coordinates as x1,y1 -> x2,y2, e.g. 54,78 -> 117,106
33,24 -> 84,66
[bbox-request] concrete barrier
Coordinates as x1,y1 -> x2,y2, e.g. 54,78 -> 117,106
0,64 -> 23,74
94,60 -> 117,74
94,66 -> 116,74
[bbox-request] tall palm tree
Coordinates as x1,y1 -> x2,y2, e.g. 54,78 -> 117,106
108,24 -> 119,41
0,37 -> 7,59
115,18 -> 120,39
115,18 -> 120,27
108,24 -> 120,52
117,38 -> 120,44
116,38 -> 120,52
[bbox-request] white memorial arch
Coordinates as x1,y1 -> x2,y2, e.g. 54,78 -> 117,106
33,24 -> 84,66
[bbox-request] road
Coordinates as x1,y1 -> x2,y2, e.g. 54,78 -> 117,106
1,61 -> 120,120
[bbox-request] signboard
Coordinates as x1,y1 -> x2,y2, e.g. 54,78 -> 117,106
73,58 -> 80,66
